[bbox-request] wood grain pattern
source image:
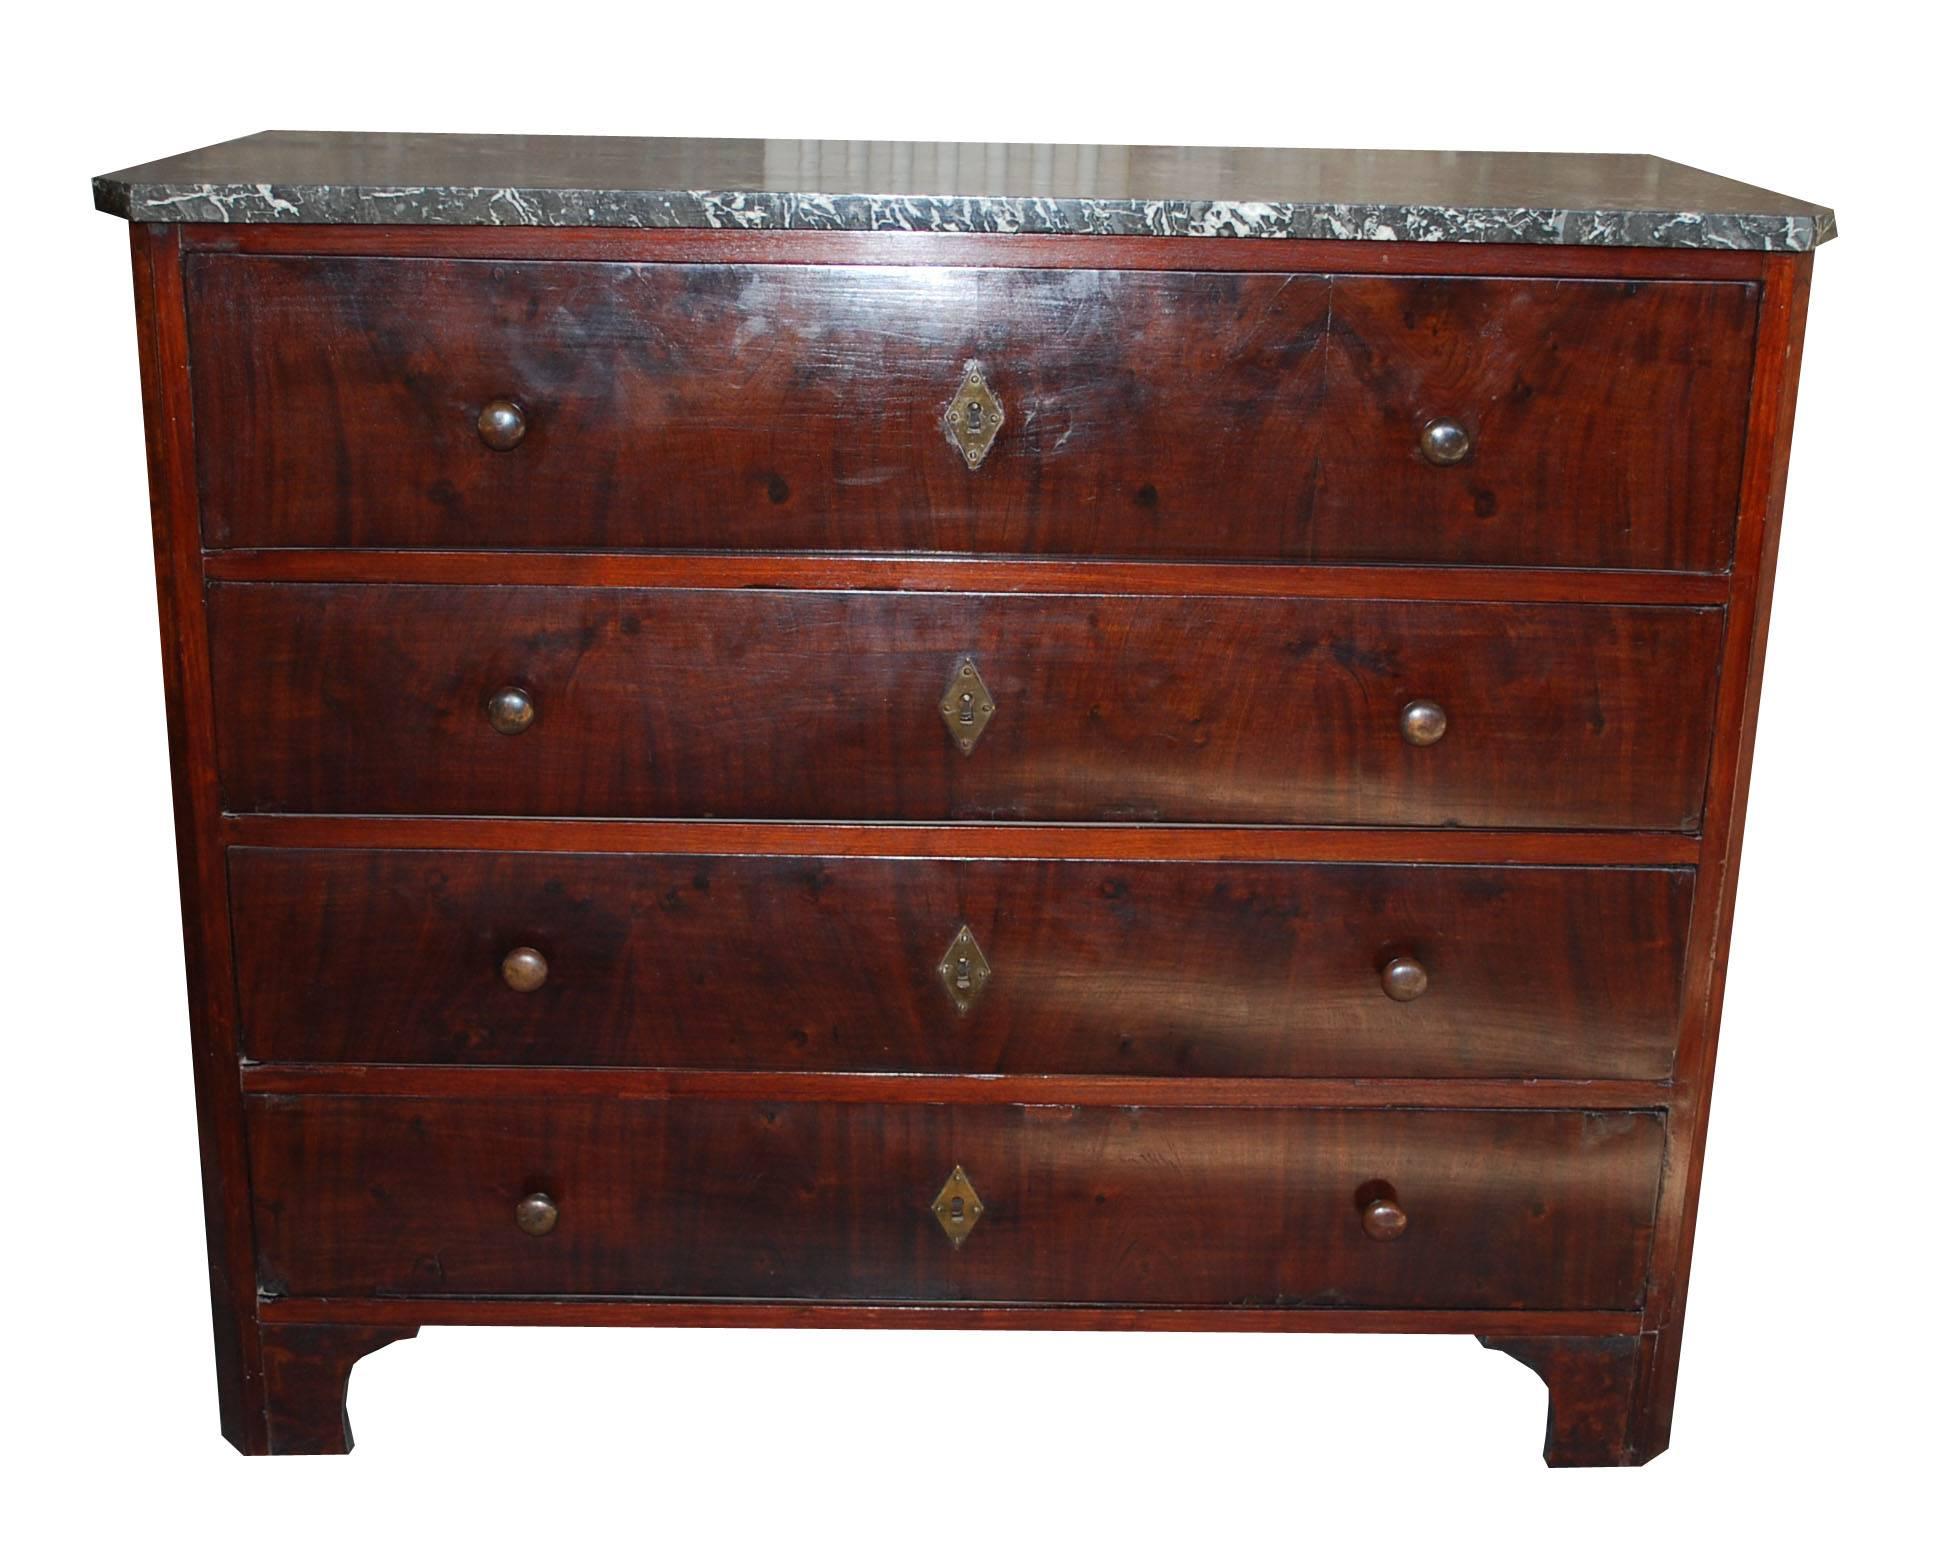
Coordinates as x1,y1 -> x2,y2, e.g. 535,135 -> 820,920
257,1324 -> 417,1456
238,1065 -> 1673,1110
186,256 -> 1754,570
103,210 -> 1824,1463
1636,250 -> 1818,1461
230,849 -> 1693,1078
263,1296 -> 1644,1335
183,223 -> 1774,281
220,816 -> 1703,866
246,1096 -> 1666,1310
206,585 -> 1724,829
1480,1334 -> 1654,1466
127,223 -> 269,1453
202,549 -> 1733,607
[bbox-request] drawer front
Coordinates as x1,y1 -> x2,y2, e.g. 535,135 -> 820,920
231,850 -> 1693,1079
247,1097 -> 1664,1309
186,256 -> 1754,570
207,586 -> 1722,829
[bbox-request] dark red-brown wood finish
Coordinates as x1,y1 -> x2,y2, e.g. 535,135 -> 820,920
230,849 -> 1693,1078
247,1096 -> 1665,1308
121,215 -> 1816,1466
185,254 -> 1755,569
129,224 -> 264,1451
206,584 -> 1723,827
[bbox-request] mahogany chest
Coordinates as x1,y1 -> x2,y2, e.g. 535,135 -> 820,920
95,133 -> 1833,1463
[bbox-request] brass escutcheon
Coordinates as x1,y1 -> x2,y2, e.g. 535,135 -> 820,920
937,924 -> 992,1014
939,657 -> 996,755
944,362 -> 1005,469
931,1164 -> 985,1248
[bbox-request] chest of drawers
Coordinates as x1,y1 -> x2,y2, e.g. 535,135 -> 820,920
97,133 -> 1833,1464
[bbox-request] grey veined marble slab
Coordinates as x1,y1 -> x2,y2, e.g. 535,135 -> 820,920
95,132 -> 1837,250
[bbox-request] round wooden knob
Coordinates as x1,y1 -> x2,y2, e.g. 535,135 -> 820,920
477,397 -> 528,451
487,685 -> 535,735
515,1192 -> 559,1237
1419,418 -> 1471,465
1381,955 -> 1428,1002
1399,699 -> 1448,747
1362,1197 -> 1409,1241
501,946 -> 549,993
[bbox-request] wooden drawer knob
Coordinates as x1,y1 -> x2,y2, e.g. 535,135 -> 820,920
1399,699 -> 1448,746
486,685 -> 535,735
1362,1197 -> 1409,1242
477,397 -> 528,451
515,1192 -> 559,1236
1381,954 -> 1428,1002
1419,418 -> 1471,465
501,946 -> 549,993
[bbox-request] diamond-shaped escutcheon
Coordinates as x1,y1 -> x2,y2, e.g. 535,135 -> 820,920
943,362 -> 1005,469
939,657 -> 996,755
937,924 -> 992,1014
931,1165 -> 985,1249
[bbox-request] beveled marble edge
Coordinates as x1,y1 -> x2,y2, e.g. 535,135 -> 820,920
93,135 -> 1836,249
92,176 -> 1835,249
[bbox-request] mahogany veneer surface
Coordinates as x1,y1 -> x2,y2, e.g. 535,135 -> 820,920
230,849 -> 1694,1079
206,585 -> 1723,829
186,257 -> 1755,569
247,1096 -> 1666,1309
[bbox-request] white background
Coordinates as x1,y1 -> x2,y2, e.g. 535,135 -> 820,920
7,3 -> 1945,1553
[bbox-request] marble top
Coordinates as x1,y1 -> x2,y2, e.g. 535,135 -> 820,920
95,132 -> 1836,250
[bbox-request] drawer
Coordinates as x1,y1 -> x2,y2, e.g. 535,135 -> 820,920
186,256 -> 1755,570
207,586 -> 1722,829
231,850 -> 1694,1079
247,1097 -> 1664,1309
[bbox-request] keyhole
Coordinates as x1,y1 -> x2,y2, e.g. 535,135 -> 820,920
965,400 -> 984,433
958,690 -> 976,725
948,1196 -> 965,1222
954,956 -> 972,991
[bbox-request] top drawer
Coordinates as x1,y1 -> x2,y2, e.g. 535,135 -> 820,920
184,256 -> 1755,569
